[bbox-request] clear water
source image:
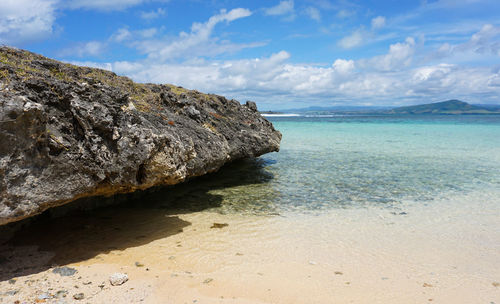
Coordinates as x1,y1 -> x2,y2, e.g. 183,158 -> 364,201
192,114 -> 500,215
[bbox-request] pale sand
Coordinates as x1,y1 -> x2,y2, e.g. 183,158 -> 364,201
1,190 -> 499,303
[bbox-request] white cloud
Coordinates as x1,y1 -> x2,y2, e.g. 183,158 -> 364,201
140,7 -> 166,20
74,45 -> 499,107
408,63 -> 495,97
360,37 -> 416,71
112,27 -> 159,43
304,7 -> 321,21
59,41 -> 107,57
461,24 -> 500,55
332,59 -> 355,75
137,28 -> 158,39
338,15 -> 387,49
427,24 -> 500,62
488,74 -> 500,87
412,64 -> 454,83
336,9 -> 354,18
72,24 -> 500,107
132,8 -> 255,61
81,41 -> 106,56
0,0 -> 172,46
264,0 -> 294,16
371,16 -> 386,30
112,28 -> 132,42
93,36 -> 494,105
338,30 -> 365,49
0,0 -> 56,45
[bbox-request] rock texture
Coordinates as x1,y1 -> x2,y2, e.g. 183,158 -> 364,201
0,47 -> 281,225
109,273 -> 129,286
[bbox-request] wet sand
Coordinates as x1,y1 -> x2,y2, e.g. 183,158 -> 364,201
1,189 -> 499,303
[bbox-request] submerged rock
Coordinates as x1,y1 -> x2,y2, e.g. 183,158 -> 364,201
0,47 -> 281,225
52,266 -> 78,277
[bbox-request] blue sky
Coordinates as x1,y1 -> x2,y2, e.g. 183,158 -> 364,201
1,0 -> 500,110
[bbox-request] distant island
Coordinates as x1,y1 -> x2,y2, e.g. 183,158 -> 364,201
385,100 -> 500,115
265,100 -> 500,115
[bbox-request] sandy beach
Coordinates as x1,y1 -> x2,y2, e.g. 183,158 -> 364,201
1,188 -> 499,304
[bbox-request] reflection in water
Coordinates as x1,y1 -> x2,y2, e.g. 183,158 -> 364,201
136,157 -> 281,215
41,157 -> 280,217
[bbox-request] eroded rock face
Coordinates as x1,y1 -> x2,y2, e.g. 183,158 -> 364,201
0,47 -> 281,225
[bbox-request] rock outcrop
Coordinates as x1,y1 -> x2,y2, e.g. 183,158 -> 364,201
0,47 -> 281,225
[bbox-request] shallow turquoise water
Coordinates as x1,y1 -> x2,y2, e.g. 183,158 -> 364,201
203,115 -> 500,214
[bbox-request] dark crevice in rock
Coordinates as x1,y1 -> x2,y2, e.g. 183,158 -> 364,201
136,164 -> 147,185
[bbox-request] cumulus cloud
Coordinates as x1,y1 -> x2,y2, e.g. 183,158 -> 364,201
408,63 -> 497,98
332,59 -> 355,75
264,0 -> 294,16
91,35 -> 496,106
360,37 -> 416,71
76,51 -> 499,107
0,0 -> 57,45
72,24 -> 500,107
371,16 -> 386,30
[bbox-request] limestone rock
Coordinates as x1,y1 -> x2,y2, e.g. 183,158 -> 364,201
0,47 -> 281,225
109,273 -> 129,286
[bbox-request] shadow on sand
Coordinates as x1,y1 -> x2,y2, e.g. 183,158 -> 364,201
0,158 -> 274,281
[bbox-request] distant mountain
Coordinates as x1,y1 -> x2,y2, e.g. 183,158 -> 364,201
386,100 -> 500,115
265,100 -> 500,115
476,104 -> 500,111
